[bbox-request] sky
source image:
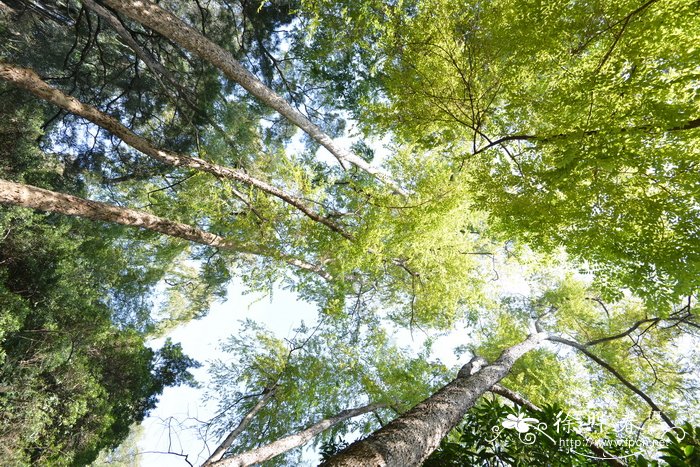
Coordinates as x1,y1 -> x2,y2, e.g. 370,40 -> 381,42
135,118 -> 392,466
135,257 -> 535,466
138,284 -> 318,466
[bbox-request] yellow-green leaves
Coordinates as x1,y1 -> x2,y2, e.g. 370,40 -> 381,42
309,0 -> 700,307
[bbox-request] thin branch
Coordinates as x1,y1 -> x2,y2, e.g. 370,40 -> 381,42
547,334 -> 675,428
585,317 -> 661,346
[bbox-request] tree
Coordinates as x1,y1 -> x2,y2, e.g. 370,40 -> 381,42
0,30 -> 203,466
295,0 -> 700,307
1,0 -> 698,465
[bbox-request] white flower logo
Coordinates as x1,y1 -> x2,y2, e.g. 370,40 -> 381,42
502,413 -> 539,433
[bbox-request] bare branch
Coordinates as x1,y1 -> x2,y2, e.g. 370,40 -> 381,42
585,317 -> 661,346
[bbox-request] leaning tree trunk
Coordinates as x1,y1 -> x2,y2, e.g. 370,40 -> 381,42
211,402 -> 385,467
97,0 -> 405,195
0,179 -> 328,277
203,387 -> 277,466
0,62 -> 351,239
0,179 -> 235,248
322,332 -> 547,466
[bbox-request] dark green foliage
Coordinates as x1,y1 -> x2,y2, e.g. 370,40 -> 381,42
0,206 -> 200,466
0,80 -> 199,466
657,423 -> 700,467
319,437 -> 349,462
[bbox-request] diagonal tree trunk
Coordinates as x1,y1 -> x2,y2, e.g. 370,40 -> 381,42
210,402 -> 385,467
203,387 -> 277,466
0,62 -> 352,239
0,178 -> 328,278
322,332 -> 547,466
97,0 -> 406,195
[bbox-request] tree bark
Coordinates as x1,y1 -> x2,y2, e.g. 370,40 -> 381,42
322,332 -> 547,466
0,62 -> 352,239
98,0 -> 405,195
210,402 -> 385,467
0,178 -> 235,248
0,179 -> 327,277
203,388 -> 277,466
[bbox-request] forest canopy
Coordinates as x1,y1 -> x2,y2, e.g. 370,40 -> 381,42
0,0 -> 698,465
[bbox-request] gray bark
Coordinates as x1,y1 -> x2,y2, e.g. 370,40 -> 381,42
0,62 -> 352,239
0,179 -> 327,277
203,388 -> 277,466
210,402 -> 385,467
99,0 -> 405,195
322,332 -> 547,466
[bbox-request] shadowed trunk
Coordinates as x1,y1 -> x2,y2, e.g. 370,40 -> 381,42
322,332 -> 547,466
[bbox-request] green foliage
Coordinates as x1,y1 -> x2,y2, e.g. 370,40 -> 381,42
0,83 -> 201,465
3,0 -> 700,464
425,397 -> 634,466
208,315 -> 448,461
0,205 -> 201,465
297,0 -> 700,308
657,422 -> 700,467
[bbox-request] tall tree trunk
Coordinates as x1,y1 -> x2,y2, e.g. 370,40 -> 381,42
210,402 -> 385,467
0,179 -> 327,277
203,388 -> 277,466
0,62 -> 352,239
322,332 -> 547,466
0,178 -> 235,248
97,0 -> 405,195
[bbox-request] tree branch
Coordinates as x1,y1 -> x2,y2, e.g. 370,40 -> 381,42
547,334 -> 675,428
101,0 -> 406,195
